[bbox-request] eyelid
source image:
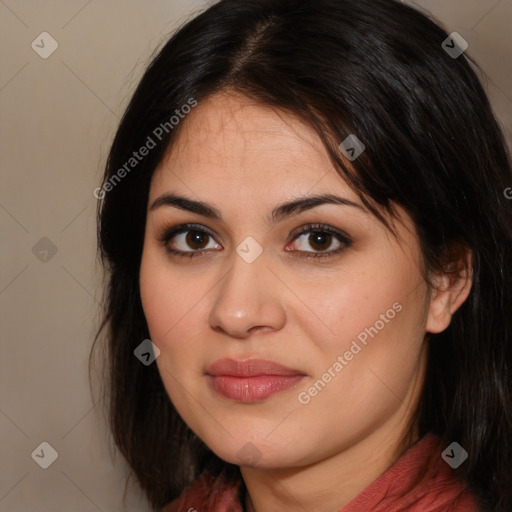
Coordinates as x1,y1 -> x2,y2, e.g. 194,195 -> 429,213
157,223 -> 216,243
289,223 -> 350,243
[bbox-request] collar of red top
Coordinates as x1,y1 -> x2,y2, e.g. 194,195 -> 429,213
172,433 -> 479,512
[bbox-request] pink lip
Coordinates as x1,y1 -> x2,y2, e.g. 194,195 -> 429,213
206,358 -> 306,403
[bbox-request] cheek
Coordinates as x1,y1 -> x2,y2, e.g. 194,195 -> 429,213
305,264 -> 413,354
316,284 -> 428,412
139,255 -> 201,397
139,251 -> 214,399
300,251 -> 428,397
140,250 -> 204,342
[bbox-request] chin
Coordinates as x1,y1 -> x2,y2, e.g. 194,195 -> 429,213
203,434 -> 308,469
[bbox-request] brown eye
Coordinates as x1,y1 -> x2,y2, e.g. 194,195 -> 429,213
290,230 -> 342,254
185,230 -> 210,250
308,232 -> 333,251
170,229 -> 220,252
159,225 -> 222,256
287,223 -> 352,258
159,223 -> 351,260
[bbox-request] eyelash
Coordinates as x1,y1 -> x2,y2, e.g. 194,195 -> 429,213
157,223 -> 352,260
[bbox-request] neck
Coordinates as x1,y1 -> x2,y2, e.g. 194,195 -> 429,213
243,427 -> 420,512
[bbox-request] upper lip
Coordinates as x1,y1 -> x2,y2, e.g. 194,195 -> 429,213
207,358 -> 305,377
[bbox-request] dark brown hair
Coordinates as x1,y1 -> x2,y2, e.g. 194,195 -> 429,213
91,0 -> 512,510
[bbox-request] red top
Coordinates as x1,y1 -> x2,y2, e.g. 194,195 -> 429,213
163,434 -> 480,511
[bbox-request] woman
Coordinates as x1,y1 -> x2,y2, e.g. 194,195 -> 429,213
91,0 -> 512,510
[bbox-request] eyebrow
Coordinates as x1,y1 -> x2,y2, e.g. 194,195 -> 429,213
149,192 -> 366,224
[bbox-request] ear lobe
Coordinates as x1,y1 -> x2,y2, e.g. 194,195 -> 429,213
426,250 -> 473,334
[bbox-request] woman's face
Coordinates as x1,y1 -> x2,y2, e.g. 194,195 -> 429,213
139,92 -> 434,468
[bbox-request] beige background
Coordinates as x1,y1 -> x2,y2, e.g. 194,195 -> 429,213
1,1 -> 510,511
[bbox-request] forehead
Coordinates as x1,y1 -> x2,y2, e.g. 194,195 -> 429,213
150,92 -> 357,203
171,92 -> 323,157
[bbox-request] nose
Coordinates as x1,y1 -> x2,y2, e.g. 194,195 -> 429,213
208,250 -> 287,339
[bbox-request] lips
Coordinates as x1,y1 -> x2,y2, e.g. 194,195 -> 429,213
206,358 -> 306,403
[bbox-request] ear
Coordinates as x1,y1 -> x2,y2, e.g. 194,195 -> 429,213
426,248 -> 473,334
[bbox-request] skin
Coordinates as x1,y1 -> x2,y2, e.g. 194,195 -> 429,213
140,91 -> 472,512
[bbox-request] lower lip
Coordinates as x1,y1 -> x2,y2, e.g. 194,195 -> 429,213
208,375 -> 305,402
